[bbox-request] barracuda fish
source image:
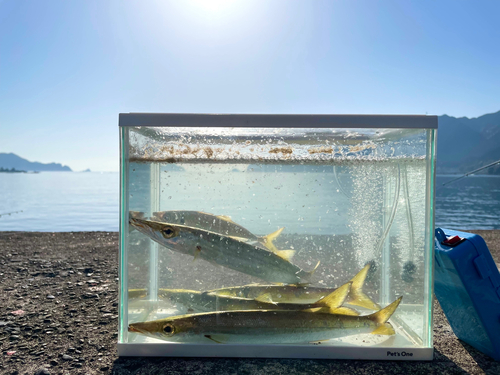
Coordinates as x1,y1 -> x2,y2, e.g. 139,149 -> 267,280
151,210 -> 284,253
128,296 -> 402,344
207,264 -> 380,311
158,282 -> 358,315
129,217 -> 319,284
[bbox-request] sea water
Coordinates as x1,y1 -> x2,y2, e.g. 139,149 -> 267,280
119,121 -> 436,358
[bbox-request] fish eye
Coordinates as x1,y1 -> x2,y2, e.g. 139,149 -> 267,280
163,324 -> 175,335
162,227 -> 176,238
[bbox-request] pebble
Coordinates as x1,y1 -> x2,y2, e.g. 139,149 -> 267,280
50,360 -> 59,366
34,369 -> 50,375
46,295 -> 55,299
62,354 -> 74,361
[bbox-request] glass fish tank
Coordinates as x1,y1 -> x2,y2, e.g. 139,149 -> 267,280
118,114 -> 437,360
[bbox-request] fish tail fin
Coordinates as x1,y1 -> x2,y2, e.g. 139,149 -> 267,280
316,282 -> 351,311
260,227 -> 284,252
347,265 -> 381,310
371,323 -> 395,335
369,296 -> 402,324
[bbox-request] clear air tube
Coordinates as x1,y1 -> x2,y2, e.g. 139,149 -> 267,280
402,165 -> 415,262
376,163 -> 401,256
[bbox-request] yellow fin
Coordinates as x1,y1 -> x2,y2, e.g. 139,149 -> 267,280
275,250 -> 296,262
254,293 -> 277,305
260,227 -> 284,252
301,307 -> 323,313
347,264 -> 381,310
296,261 -> 320,284
371,323 -> 395,335
307,261 -> 321,277
368,296 -> 403,324
217,215 -> 234,223
330,306 -> 360,316
193,246 -> 202,262
316,282 -> 351,309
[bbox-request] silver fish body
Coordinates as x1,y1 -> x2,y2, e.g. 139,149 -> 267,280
128,297 -> 402,344
159,283 -> 355,314
129,217 -> 317,284
207,265 -> 380,310
151,210 -> 284,252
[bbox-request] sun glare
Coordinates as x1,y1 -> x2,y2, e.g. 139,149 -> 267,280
190,0 -> 237,13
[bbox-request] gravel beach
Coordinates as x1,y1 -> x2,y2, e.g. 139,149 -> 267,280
1,230 -> 499,375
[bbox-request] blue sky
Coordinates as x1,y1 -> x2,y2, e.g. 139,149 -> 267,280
1,0 -> 499,171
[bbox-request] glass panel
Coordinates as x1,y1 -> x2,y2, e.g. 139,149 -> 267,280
120,124 -> 435,352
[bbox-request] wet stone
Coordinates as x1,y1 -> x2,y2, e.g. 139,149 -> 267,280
50,359 -> 59,366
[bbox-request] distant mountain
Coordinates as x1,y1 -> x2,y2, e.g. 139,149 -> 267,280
437,111 -> 500,174
0,153 -> 72,172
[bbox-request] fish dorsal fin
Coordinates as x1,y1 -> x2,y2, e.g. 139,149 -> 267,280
371,323 -> 395,335
254,293 -> 277,305
316,282 -> 351,310
307,261 -> 321,277
330,306 -> 359,316
347,264 -> 381,310
260,227 -> 284,252
217,215 -> 234,223
275,250 -> 296,262
295,261 -> 320,284
368,296 -> 403,324
302,305 -> 359,315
